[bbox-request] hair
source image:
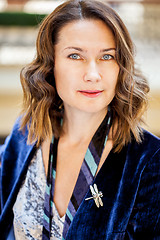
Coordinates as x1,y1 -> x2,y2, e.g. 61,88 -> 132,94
20,0 -> 149,152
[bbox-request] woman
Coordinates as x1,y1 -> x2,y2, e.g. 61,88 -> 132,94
0,0 -> 160,239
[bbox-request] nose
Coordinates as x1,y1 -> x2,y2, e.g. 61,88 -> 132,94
83,61 -> 101,82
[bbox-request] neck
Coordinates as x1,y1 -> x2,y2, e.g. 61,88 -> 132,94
61,106 -> 108,145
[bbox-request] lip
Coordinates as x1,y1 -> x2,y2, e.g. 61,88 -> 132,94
78,90 -> 103,98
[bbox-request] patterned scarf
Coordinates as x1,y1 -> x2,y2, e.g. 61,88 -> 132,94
42,108 -> 112,239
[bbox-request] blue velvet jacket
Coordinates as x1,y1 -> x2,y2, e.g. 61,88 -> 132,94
0,117 -> 160,240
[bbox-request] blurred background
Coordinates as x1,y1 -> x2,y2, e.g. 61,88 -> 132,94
0,0 -> 160,144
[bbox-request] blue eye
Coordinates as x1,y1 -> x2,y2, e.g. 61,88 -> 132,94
102,54 -> 113,60
68,54 -> 80,60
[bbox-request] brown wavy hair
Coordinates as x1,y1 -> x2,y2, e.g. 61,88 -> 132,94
20,0 -> 149,152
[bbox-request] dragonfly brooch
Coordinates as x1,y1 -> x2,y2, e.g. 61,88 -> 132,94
85,184 -> 103,208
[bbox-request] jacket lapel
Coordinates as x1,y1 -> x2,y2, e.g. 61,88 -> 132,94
0,137 -> 36,238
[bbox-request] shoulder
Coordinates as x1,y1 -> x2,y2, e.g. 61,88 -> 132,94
1,116 -> 31,157
122,129 -> 160,185
128,129 -> 160,204
139,129 -> 160,175
141,130 -> 160,175
127,130 -> 160,234
0,116 -> 35,169
0,116 -> 36,209
128,129 -> 160,163
142,129 -> 160,149
0,118 -> 36,235
6,115 -> 28,146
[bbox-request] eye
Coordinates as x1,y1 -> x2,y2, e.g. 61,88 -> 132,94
101,54 -> 114,60
68,53 -> 81,60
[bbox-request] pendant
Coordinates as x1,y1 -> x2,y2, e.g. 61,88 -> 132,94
85,184 -> 103,208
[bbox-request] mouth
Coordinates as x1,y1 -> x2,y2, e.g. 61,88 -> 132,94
78,90 -> 103,98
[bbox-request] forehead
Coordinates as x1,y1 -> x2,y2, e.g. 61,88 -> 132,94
56,19 -> 116,49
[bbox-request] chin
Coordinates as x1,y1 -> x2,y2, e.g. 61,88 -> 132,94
77,105 -> 108,114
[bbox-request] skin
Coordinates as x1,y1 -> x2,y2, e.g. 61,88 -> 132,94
42,19 -> 119,217
54,19 -> 119,118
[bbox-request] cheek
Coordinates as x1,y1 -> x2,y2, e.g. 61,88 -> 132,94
112,65 -> 119,85
54,62 -> 63,80
54,63 -> 75,100
105,65 -> 119,88
54,61 -> 66,87
54,67 -> 64,97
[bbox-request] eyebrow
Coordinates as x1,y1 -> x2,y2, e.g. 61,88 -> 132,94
63,47 -> 116,52
100,48 -> 116,52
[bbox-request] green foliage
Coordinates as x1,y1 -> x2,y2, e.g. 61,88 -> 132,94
0,12 -> 47,26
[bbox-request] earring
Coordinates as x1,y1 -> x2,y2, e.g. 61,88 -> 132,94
59,102 -> 64,110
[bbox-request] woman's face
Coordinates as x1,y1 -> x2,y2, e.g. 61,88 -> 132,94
54,19 -> 119,114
